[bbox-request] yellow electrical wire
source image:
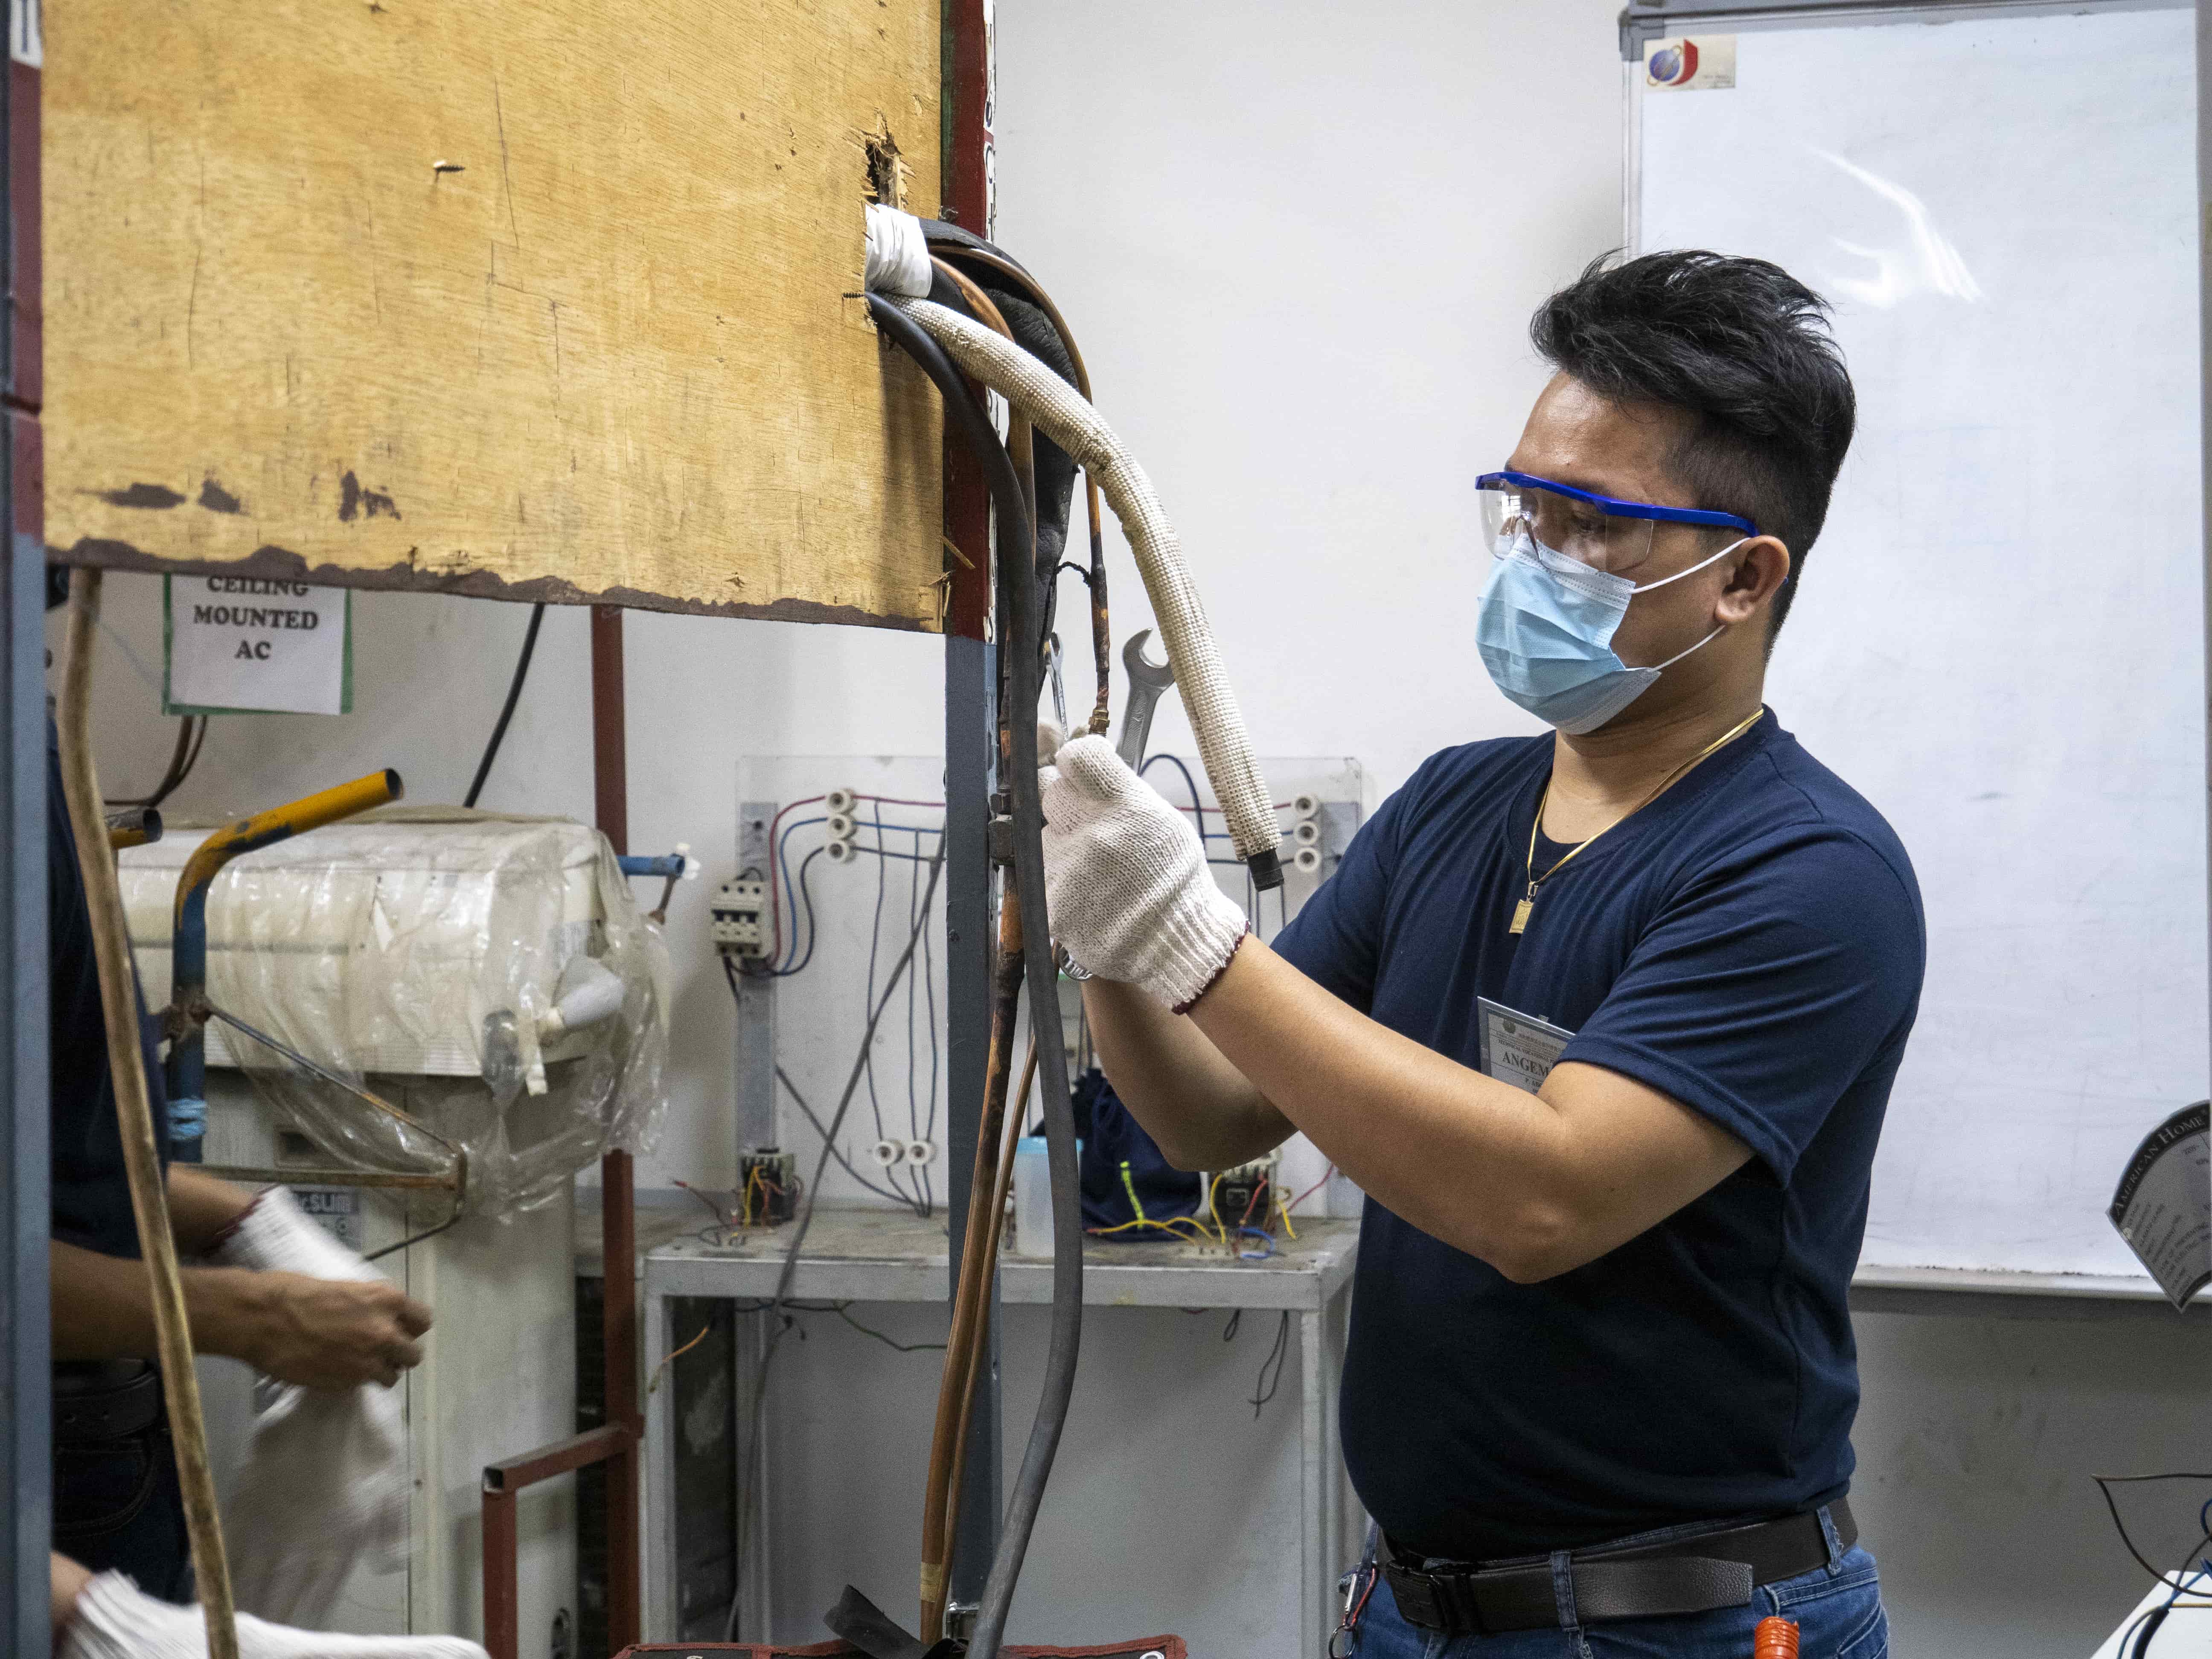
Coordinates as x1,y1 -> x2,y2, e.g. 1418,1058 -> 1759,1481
646,1323 -> 713,1395
1087,1217 -> 1215,1244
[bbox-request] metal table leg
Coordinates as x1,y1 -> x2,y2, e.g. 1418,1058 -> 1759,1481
1301,1305 -> 1329,1657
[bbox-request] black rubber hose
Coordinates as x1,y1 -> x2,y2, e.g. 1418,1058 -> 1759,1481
867,294 -> 1034,563
867,285 -> 1082,1658
968,439 -> 1080,1659
463,601 -> 545,808
917,218 -> 1039,289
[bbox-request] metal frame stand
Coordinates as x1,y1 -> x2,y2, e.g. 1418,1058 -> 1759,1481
938,0 -> 1001,1625
5,20 -> 47,1653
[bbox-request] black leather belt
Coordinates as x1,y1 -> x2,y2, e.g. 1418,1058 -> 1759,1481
52,1360 -> 164,1442
1382,1499 -> 1855,1635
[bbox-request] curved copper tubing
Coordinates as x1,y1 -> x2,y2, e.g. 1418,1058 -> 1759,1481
918,255 -> 1048,1642
935,1035 -> 1036,1588
932,257 -> 1039,520
920,888 -> 1025,1638
930,242 -> 1112,733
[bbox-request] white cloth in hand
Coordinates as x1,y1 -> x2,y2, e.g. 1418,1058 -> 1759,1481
213,1188 -> 410,1628
60,1569 -> 489,1659
1041,735 -> 1249,1010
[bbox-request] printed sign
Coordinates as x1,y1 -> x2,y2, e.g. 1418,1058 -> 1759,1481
1644,35 -> 1736,93
289,1185 -> 362,1252
1477,998 -> 1574,1097
2109,1101 -> 2211,1311
165,575 -> 351,715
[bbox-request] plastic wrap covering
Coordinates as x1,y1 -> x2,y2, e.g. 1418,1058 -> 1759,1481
119,808 -> 670,1215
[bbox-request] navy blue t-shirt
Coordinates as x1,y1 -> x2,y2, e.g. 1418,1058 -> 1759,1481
49,720 -> 169,1260
1273,710 -> 1923,1560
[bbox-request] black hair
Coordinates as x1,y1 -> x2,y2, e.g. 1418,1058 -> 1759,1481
1529,250 -> 1855,638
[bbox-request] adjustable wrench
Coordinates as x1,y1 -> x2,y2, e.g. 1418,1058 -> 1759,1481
1115,629 -> 1178,771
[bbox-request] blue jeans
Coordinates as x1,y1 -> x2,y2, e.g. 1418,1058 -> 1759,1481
1341,1508 -> 1887,1659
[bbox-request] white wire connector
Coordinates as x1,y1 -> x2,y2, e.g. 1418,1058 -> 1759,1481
864,204 -> 933,297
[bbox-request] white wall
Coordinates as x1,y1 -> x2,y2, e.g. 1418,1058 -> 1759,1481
57,0 -> 2212,1653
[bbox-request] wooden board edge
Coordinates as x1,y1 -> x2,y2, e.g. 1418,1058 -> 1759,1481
51,535 -> 934,632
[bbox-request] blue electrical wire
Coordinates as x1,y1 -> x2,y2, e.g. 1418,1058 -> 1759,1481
754,812 -> 943,977
1236,1227 -> 1277,1261
1141,752 -> 1207,838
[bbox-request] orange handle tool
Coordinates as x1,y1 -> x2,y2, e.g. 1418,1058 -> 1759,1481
1753,1615 -> 1800,1658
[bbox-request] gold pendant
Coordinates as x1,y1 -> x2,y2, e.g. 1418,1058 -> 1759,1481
1509,897 -> 1533,935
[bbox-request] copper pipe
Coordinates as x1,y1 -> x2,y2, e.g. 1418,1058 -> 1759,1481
929,245 -> 1111,733
936,1033 -> 1037,1576
58,569 -> 240,1659
919,890 -> 1024,1638
933,256 -> 1039,525
919,253 -> 1049,1639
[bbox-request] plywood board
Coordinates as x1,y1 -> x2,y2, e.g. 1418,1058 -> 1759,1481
41,0 -> 946,628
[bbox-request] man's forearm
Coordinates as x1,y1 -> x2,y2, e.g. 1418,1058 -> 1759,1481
1081,977 -> 1293,1170
1185,937 -> 1750,1280
49,1238 -> 270,1365
166,1166 -> 256,1255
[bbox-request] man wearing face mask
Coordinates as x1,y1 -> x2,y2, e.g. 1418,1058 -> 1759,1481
1042,250 -> 1921,1655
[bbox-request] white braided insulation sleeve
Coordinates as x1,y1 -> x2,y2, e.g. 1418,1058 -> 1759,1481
890,297 -> 1280,867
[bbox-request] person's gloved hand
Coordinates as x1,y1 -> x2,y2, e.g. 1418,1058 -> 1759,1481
60,1568 -> 489,1659
1041,735 -> 1248,1011
212,1188 -> 413,1626
212,1189 -> 431,1390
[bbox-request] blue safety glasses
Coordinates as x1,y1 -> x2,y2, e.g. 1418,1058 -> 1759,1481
1475,469 -> 1758,579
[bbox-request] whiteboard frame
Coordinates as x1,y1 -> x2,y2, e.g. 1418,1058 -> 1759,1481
1621,0 -> 2189,58
1624,0 -> 2206,1306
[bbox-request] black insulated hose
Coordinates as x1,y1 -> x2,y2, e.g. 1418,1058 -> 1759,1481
867,293 -> 1082,1659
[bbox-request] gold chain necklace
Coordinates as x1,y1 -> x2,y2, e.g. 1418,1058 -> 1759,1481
1509,708 -> 1765,936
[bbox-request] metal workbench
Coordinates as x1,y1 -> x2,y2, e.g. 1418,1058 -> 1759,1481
637,1208 -> 1362,1656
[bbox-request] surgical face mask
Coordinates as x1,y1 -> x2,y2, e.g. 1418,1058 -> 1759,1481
1475,530 -> 1744,734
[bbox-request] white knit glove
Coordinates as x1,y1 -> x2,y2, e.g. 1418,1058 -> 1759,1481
1041,735 -> 1248,1011
60,1569 -> 488,1659
212,1189 -> 410,1627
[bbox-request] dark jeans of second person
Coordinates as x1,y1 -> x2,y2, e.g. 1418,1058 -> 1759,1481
53,1370 -> 194,1603
1342,1507 -> 1887,1659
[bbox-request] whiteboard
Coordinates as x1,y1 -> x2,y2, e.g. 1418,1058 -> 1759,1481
1634,3 -> 2204,1279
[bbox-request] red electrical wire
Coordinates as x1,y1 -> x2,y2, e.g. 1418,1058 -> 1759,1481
1288,1165 -> 1336,1214
1237,1180 -> 1268,1231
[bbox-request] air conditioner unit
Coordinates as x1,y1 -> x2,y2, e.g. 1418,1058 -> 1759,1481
117,815 -> 662,1656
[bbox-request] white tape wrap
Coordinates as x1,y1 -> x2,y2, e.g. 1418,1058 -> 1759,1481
863,204 -> 933,298
883,295 -> 1280,870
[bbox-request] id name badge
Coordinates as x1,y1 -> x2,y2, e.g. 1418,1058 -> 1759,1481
1477,998 -> 1575,1095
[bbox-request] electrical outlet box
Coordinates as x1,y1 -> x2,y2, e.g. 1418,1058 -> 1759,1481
711,878 -> 769,958
738,1146 -> 799,1225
